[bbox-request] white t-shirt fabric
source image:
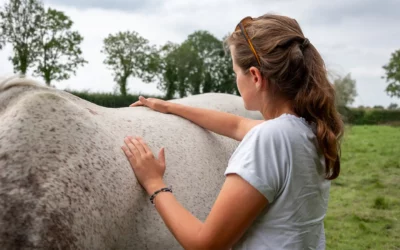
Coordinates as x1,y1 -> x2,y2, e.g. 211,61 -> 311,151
224,113 -> 330,250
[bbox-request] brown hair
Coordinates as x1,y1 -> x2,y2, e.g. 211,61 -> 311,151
225,14 -> 344,180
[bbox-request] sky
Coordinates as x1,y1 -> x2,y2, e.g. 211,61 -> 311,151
0,0 -> 399,107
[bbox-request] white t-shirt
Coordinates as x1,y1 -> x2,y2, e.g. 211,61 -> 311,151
225,114 -> 330,250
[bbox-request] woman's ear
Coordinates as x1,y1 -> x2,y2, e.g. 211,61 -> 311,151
249,67 -> 265,91
249,67 -> 259,83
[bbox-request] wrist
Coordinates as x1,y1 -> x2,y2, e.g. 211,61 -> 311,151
145,179 -> 167,196
166,102 -> 176,114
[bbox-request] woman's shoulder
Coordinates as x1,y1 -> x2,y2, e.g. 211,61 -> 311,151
246,113 -> 315,141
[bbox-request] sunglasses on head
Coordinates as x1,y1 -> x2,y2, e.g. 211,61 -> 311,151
235,16 -> 261,66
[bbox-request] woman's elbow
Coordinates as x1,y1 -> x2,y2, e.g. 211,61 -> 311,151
190,235 -> 232,250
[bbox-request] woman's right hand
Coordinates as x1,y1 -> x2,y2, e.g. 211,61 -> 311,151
129,96 -> 170,114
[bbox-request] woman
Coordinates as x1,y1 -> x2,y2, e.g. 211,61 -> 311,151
121,14 -> 344,250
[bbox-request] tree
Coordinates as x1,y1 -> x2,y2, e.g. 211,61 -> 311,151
185,31 -> 237,95
175,40 -> 204,96
153,41 -> 202,99
0,0 -> 44,75
333,73 -> 358,107
0,32 -> 4,50
152,31 -> 238,99
101,31 -> 155,96
382,49 -> 400,98
156,31 -> 238,98
215,35 -> 238,95
152,42 -> 182,99
387,103 -> 398,110
33,8 -> 87,86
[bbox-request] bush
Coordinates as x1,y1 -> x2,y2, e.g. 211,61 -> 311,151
66,90 -> 167,108
67,90 -> 400,125
347,108 -> 400,125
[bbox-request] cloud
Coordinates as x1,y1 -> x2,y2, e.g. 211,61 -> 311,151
44,0 -> 162,12
306,0 -> 399,24
0,0 -> 399,107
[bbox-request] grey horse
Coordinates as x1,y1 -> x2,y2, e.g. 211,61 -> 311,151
0,76 -> 261,249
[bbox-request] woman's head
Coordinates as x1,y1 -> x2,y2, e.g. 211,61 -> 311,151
225,14 -> 344,180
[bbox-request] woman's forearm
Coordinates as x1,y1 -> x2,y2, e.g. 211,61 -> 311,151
167,103 -> 244,141
144,180 -> 205,250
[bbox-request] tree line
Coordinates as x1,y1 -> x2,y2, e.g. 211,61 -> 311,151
101,31 -> 238,98
0,0 -> 86,85
1,0 -> 399,107
0,0 -> 237,99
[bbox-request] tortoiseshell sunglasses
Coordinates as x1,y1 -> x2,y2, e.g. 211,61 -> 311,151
235,16 -> 261,66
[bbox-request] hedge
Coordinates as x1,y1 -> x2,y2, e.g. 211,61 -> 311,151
345,108 -> 400,125
66,90 -> 167,108
67,91 -> 400,125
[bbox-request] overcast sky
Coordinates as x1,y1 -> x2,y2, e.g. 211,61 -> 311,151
0,0 -> 399,107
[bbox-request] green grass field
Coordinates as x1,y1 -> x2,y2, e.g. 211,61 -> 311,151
325,125 -> 400,250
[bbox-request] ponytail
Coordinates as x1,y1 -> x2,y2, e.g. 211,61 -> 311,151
295,44 -> 344,179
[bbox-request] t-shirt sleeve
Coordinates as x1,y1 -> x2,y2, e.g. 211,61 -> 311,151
224,124 -> 288,204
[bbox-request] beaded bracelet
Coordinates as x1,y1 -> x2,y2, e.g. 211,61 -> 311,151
150,187 -> 172,205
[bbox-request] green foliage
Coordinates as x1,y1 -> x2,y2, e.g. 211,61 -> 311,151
154,42 -> 183,99
0,0 -> 86,84
387,103 -> 399,110
382,49 -> 400,98
155,40 -> 202,98
0,31 -> 4,50
325,125 -> 400,250
185,31 -> 223,94
346,108 -> 400,125
216,34 -> 239,95
67,90 -> 400,125
101,31 -> 156,96
0,0 -> 44,74
184,31 -> 238,95
153,31 -> 238,99
33,8 -> 87,85
333,73 -> 357,107
66,90 -> 166,108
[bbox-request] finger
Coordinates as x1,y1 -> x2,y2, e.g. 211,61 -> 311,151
124,137 -> 140,158
129,137 -> 146,155
129,101 -> 143,107
121,145 -> 136,164
136,137 -> 150,153
138,96 -> 147,104
140,96 -> 155,107
158,147 -> 165,166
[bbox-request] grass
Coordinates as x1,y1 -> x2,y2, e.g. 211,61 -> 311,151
325,125 -> 400,250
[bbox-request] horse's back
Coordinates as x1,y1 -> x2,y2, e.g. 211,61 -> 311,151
0,77 -> 261,249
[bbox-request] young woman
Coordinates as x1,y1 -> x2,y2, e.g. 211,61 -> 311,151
121,14 -> 344,250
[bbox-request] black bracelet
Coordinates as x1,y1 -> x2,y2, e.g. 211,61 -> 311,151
150,187 -> 172,205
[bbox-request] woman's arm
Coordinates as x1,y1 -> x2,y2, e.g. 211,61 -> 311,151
167,103 -> 263,141
131,97 -> 263,141
121,135 -> 270,249
148,175 -> 268,250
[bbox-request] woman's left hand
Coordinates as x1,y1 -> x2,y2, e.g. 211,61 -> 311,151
121,136 -> 166,195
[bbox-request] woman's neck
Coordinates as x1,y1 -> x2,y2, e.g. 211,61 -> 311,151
260,98 -> 297,120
